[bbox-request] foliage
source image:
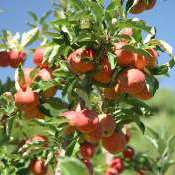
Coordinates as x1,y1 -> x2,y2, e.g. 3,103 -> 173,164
0,0 -> 175,175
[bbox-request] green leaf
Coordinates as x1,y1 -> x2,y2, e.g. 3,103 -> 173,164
107,0 -> 121,11
136,120 -> 145,133
74,88 -> 91,108
151,65 -> 169,75
60,0 -> 71,10
123,45 -> 151,57
126,97 -> 153,117
149,39 -> 173,56
44,46 -> 53,61
5,117 -> 14,137
51,18 -> 70,26
65,137 -> 78,156
30,67 -> 40,79
89,1 -> 104,22
34,118 -> 68,127
96,0 -> 105,6
108,52 -> 117,69
149,39 -> 175,72
60,157 -> 89,175
117,19 -> 152,33
17,66 -> 25,88
21,28 -> 39,47
146,75 -> 159,96
47,45 -> 60,64
70,0 -> 85,10
28,11 -> 38,22
45,152 -> 54,165
62,78 -> 77,100
32,79 -> 55,92
152,56 -> 175,75
167,134 -> 175,153
41,97 -> 68,117
0,126 -> 8,144
146,127 -> 166,154
0,94 -> 17,116
126,0 -> 139,12
40,11 -> 52,24
144,27 -> 156,43
145,135 -> 159,150
146,127 -> 159,141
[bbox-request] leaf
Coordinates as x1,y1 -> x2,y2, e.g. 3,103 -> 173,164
126,97 -> 153,117
26,22 -> 37,28
51,18 -> 70,26
43,44 -> 60,64
146,127 -> 166,154
146,75 -> 159,96
123,45 -> 151,57
126,97 -> 152,111
28,11 -> 38,22
40,11 -> 52,24
17,66 -> 25,88
55,9 -> 66,19
152,56 -> 175,75
146,127 -> 159,142
60,0 -> 71,10
4,31 -> 20,50
30,67 -> 40,79
144,27 -> 156,43
60,157 -> 89,175
70,0 -> 84,10
96,0 -> 105,6
106,0 -> 121,11
117,19 -> 152,33
151,65 -> 169,75
148,39 -> 175,72
126,0 -> 140,12
145,135 -> 159,150
5,117 -> 14,137
45,152 -> 54,165
62,78 -> 77,100
74,88 -> 91,109
32,79 -> 55,93
21,28 -> 39,47
34,118 -> 67,128
0,126 -> 8,144
149,39 -> 173,56
89,1 -> 104,22
167,134 -> 175,153
161,160 -> 175,175
136,120 -> 145,133
44,46 -> 53,61
47,45 -> 60,64
65,137 -> 78,156
41,97 -> 68,117
0,94 -> 17,116
54,71 -> 71,81
108,52 -> 117,69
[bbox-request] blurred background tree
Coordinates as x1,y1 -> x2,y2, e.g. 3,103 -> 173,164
125,89 -> 175,175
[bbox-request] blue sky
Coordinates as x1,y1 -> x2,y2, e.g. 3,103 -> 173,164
0,0 -> 175,89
